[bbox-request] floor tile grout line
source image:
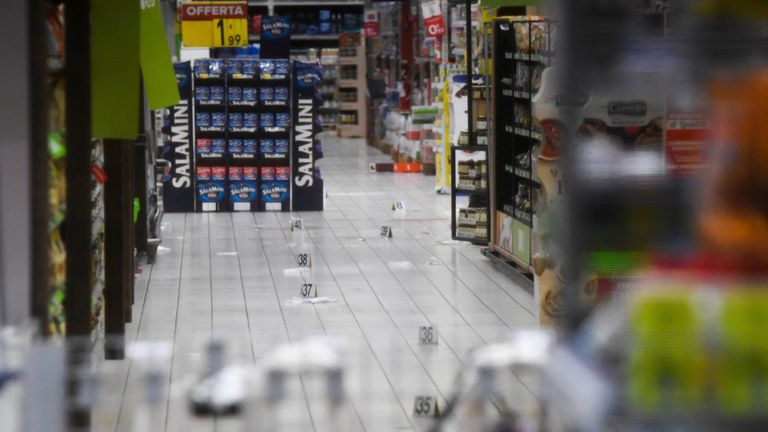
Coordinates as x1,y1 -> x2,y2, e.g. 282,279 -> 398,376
325,141 -> 538,406
113,253 -> 157,432
361,176 -> 535,319
322,190 -> 470,400
298,213 -> 421,431
355,151 -> 541,402
330,137 -> 539,403
229,213 -> 257,365
164,213 -> 188,432
253,211 -> 318,432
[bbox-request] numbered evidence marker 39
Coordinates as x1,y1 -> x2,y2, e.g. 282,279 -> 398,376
380,226 -> 393,238
418,325 -> 438,345
413,395 -> 440,418
300,283 -> 316,298
296,253 -> 311,268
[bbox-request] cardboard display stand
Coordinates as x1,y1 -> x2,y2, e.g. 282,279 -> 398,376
163,62 -> 195,213
291,62 -> 324,211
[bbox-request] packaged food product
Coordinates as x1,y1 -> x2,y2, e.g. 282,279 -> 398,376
229,166 -> 243,180
196,166 -> 211,180
260,139 -> 275,153
261,167 -> 275,181
229,139 -> 243,153
196,112 -> 211,127
196,138 -> 212,153
211,166 -> 227,180
275,166 -> 290,180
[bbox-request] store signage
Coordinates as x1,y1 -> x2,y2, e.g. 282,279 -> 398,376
665,110 -> 708,175
421,0 -> 446,37
163,62 -> 195,212
260,16 -> 291,59
291,62 -> 324,211
180,1 -> 248,48
363,10 -> 380,38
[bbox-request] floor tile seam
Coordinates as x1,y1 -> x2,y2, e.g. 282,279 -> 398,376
229,213 -> 258,365
254,211 -> 318,432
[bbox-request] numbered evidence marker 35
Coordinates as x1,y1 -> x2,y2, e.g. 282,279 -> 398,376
300,283 -> 316,298
418,325 -> 438,345
413,395 -> 440,418
296,253 -> 311,268
380,226 -> 393,238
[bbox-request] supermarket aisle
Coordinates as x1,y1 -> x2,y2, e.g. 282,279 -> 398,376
107,135 -> 537,432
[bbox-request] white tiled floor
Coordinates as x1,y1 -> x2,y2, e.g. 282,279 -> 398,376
100,135 -> 537,432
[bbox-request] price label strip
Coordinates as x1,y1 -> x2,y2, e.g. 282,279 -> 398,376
300,283 -> 317,298
212,17 -> 246,47
380,226 -> 393,238
418,325 -> 438,345
412,396 -> 440,418
297,253 -> 311,268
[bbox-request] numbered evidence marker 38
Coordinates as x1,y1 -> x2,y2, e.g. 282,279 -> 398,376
296,253 -> 311,268
300,283 -> 316,298
418,325 -> 438,345
413,396 -> 440,418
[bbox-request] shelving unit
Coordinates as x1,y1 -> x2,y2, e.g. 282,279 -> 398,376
318,48 -> 339,131
336,33 -> 366,138
489,16 -> 555,271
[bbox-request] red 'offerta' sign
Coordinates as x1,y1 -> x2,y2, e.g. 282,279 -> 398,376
425,15 -> 445,37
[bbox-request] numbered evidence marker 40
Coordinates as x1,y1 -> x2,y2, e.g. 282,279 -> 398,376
296,253 -> 311,268
418,325 -> 438,345
300,283 -> 317,298
291,218 -> 304,231
413,396 -> 440,418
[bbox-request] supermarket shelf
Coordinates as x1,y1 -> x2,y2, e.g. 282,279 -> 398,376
249,34 -> 344,43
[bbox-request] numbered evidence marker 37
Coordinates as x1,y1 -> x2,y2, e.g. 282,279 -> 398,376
418,325 -> 438,345
413,396 -> 440,418
300,283 -> 316,298
296,253 -> 311,268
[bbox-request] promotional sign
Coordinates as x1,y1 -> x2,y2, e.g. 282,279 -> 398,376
291,62 -> 324,211
260,16 -> 291,59
180,1 -> 248,48
665,109 -> 708,175
421,0 -> 446,37
163,62 -> 195,212
363,10 -> 380,38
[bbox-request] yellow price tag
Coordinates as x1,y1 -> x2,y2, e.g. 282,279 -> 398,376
212,18 -> 247,47
180,1 -> 248,48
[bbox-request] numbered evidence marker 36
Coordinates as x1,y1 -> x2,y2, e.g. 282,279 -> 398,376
380,226 -> 393,238
418,325 -> 438,345
296,253 -> 311,268
300,283 -> 316,298
413,396 -> 440,418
